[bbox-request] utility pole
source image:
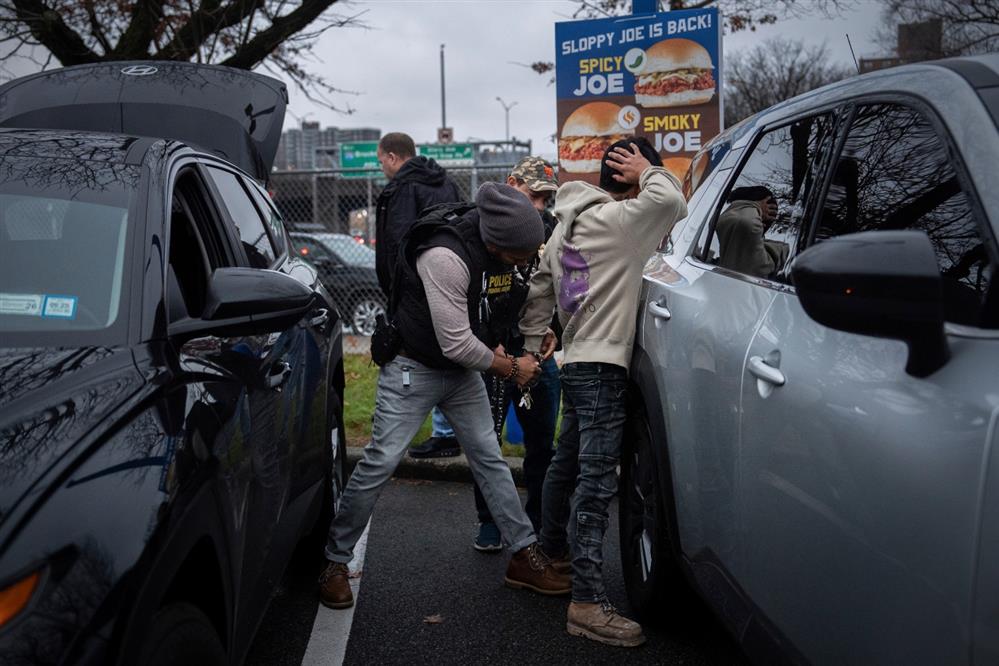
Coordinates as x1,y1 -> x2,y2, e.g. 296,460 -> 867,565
440,44 -> 446,130
495,97 -> 518,141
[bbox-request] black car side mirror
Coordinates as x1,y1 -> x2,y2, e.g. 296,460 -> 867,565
791,230 -> 949,378
170,267 -> 315,340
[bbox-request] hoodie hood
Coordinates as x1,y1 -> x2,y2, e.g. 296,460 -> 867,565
393,155 -> 450,187
553,180 -> 614,237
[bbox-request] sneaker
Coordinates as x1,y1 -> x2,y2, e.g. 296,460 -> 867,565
408,436 -> 460,459
504,543 -> 571,596
318,561 -> 354,609
566,601 -> 646,648
473,522 -> 503,553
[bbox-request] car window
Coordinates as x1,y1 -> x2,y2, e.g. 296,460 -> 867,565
205,166 -> 276,268
293,237 -> 334,263
813,103 -> 995,328
702,114 -> 834,284
0,161 -> 137,336
315,234 -> 376,267
244,177 -> 288,257
167,169 -> 228,322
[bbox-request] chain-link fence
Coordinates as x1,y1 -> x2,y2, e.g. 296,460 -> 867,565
270,165 -> 519,337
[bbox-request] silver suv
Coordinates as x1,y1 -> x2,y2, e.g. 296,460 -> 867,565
625,54 -> 999,664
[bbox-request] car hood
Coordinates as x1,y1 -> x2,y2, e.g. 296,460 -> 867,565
0,347 -> 144,531
0,61 -> 286,182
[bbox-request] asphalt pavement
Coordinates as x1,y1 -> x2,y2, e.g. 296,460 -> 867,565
247,478 -> 747,666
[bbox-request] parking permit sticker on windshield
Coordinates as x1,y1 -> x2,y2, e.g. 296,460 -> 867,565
0,293 -> 77,319
43,295 -> 77,319
0,293 -> 43,316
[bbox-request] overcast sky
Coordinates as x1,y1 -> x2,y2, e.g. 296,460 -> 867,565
280,0 -> 886,159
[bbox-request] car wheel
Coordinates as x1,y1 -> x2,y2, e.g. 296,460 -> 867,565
619,394 -> 685,621
350,296 -> 385,337
306,373 -> 347,548
137,603 -> 226,666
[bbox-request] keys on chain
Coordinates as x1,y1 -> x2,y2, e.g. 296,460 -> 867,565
518,387 -> 533,410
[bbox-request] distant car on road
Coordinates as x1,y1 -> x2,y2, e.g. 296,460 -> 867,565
623,54 -> 999,664
0,62 -> 346,666
290,232 -> 385,336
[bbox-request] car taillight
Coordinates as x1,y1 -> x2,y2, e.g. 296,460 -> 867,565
0,570 -> 40,628
300,247 -> 309,256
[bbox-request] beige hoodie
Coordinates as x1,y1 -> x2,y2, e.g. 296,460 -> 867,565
519,166 -> 687,370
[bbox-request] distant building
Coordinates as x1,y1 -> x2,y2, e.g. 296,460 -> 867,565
859,19 -> 943,73
275,122 -> 381,171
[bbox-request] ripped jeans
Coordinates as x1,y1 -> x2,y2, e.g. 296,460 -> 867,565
540,362 -> 628,603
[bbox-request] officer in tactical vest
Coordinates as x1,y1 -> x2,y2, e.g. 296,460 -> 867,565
319,182 -> 568,610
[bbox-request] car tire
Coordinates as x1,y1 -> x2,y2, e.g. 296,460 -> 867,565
306,373 -> 347,549
619,393 -> 686,622
137,603 -> 226,666
349,295 -> 385,337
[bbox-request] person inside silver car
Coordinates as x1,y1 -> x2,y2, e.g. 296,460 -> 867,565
715,186 -> 788,279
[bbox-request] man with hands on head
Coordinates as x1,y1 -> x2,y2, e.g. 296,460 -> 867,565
519,138 -> 688,648
319,182 -> 569,610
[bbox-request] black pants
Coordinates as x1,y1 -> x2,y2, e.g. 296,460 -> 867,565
474,357 -> 560,532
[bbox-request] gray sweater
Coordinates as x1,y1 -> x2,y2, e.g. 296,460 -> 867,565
415,247 -> 494,371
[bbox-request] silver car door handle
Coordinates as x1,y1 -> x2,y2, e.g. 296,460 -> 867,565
265,361 -> 293,390
747,356 -> 785,386
648,302 -> 671,320
310,308 -> 330,328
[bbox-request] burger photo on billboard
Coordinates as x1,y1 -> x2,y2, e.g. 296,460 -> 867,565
662,156 -> 693,184
558,101 -> 634,174
634,38 -> 715,108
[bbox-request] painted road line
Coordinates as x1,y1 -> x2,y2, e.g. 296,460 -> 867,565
301,520 -> 371,666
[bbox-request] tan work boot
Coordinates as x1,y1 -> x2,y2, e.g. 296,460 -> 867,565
543,550 -> 571,575
504,543 -> 571,595
318,561 -> 354,609
566,601 -> 646,647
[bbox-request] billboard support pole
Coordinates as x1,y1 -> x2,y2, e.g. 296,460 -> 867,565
440,44 -> 447,129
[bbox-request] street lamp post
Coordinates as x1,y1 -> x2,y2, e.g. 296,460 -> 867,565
495,97 -> 518,142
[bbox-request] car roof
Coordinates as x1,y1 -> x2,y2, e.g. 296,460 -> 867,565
711,54 -> 999,153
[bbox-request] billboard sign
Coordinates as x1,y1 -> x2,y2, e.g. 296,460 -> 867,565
554,8 -> 722,185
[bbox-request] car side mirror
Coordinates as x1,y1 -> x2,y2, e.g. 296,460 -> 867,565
170,267 -> 315,340
791,230 -> 949,378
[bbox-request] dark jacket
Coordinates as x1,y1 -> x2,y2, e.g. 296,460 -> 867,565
395,208 -> 492,370
375,156 -> 463,297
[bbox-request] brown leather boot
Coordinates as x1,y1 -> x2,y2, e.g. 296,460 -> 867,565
566,601 -> 646,647
504,543 -> 571,595
542,549 -> 571,575
318,561 -> 353,609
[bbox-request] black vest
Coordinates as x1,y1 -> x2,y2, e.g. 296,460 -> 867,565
395,209 -> 492,370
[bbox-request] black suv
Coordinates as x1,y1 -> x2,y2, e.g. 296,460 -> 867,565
0,62 -> 345,665
289,232 -> 384,336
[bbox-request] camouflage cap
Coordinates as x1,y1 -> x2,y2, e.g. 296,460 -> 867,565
510,156 -> 558,192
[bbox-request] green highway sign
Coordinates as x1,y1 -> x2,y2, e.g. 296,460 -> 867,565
419,143 -> 475,167
339,141 -> 381,177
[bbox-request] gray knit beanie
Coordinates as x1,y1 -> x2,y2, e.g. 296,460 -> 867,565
475,182 -> 544,250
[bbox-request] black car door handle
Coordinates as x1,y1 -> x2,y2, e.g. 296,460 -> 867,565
310,308 -> 330,329
265,361 -> 293,390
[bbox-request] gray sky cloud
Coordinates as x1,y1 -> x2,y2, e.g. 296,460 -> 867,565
282,0 -> 886,160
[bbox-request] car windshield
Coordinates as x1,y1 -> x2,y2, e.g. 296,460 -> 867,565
0,157 -> 139,337
315,233 -> 375,267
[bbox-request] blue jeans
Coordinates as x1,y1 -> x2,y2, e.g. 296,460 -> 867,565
431,406 -> 455,439
475,356 -> 560,531
540,362 -> 628,603
327,357 -> 536,562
